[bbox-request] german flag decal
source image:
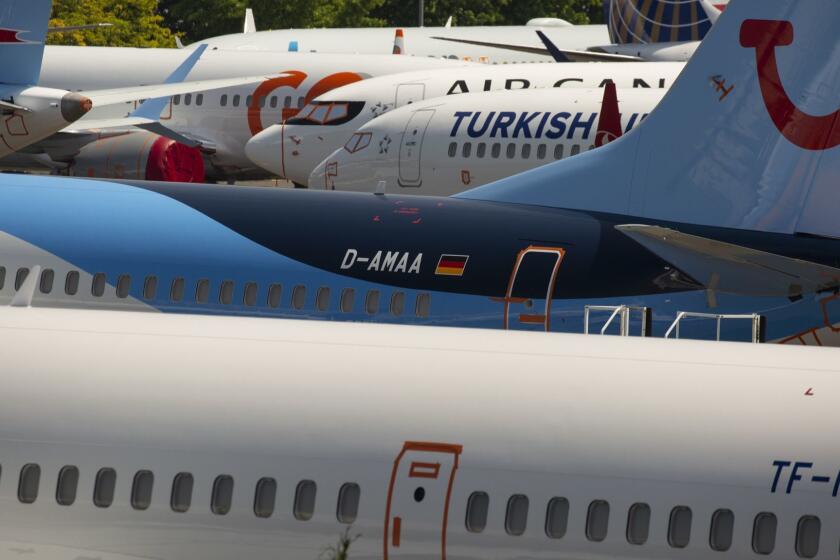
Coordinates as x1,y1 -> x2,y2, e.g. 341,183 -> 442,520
435,254 -> 469,276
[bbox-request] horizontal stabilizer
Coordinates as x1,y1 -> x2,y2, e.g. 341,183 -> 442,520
430,36 -> 642,62
617,224 -> 840,298
0,99 -> 31,113
65,117 -> 205,148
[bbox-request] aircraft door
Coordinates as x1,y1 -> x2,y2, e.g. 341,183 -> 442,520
503,246 -> 566,332
398,109 -> 434,187
384,441 -> 462,560
395,83 -> 426,107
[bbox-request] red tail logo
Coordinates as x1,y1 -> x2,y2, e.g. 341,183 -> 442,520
740,19 -> 840,151
0,28 -> 34,44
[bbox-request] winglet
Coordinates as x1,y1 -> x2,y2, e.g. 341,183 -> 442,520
535,30 -> 570,62
392,28 -> 406,55
10,265 -> 40,307
0,0 -> 51,85
130,43 -> 208,121
594,81 -> 622,147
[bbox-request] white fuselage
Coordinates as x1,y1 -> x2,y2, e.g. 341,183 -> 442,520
245,62 -> 683,184
0,305 -> 835,559
194,24 -> 610,63
7,46 -> 473,178
307,87 -> 666,195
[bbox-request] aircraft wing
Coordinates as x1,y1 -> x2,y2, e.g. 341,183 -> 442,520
84,74 -> 279,108
616,224 -> 840,298
430,36 -> 643,62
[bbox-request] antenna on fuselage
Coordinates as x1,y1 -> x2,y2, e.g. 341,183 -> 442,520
375,180 -> 387,195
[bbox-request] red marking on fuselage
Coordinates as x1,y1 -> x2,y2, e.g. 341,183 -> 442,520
805,387 -> 814,396
740,19 -> 840,151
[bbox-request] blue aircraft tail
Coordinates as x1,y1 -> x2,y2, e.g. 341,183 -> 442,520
458,0 -> 840,239
0,0 -> 50,85
604,0 -> 721,44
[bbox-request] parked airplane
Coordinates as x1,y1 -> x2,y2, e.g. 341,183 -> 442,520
0,303 -> 834,559
0,0 -> 835,345
0,46 -> 474,182
245,62 -> 683,185
307,86 -> 665,194
0,0 -> 279,161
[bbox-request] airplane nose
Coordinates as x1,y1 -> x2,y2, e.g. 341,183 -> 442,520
60,92 -> 92,123
245,124 -> 285,176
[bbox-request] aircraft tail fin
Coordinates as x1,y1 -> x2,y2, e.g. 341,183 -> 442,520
605,0 -> 720,44
457,0 -> 840,238
392,28 -> 406,55
0,0 -> 51,85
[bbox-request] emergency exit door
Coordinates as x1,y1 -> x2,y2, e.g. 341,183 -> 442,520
398,109 -> 435,187
395,83 -> 426,107
384,441 -> 462,559
503,246 -> 566,331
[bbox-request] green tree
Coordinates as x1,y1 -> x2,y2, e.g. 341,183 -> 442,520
49,0 -> 175,47
158,0 -> 246,43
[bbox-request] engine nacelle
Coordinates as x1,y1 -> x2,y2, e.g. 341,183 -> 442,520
67,131 -> 205,182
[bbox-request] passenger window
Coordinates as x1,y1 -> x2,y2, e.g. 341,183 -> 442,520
491,143 -> 501,158
521,144 -> 531,159
365,289 -> 380,314
283,96 -> 292,108
668,506 -> 692,548
65,271 -> 79,295
709,509 -> 734,551
292,285 -> 306,310
588,144 -> 596,150
131,470 -> 154,510
143,276 -> 158,300
91,272 -> 106,297
15,267 -> 29,290
293,479 -> 317,521
18,463 -> 40,503
506,143 -> 516,158
390,292 -> 405,316
545,497 -> 569,538
465,491 -> 489,533
173,95 -> 180,105
195,279 -> 209,303
116,274 -> 131,298
297,96 -> 305,108
537,144 -> 547,159
462,142 -> 472,158
244,282 -> 258,306
220,94 -> 227,107
246,95 -> 253,106
196,93 -> 203,106
39,268 -> 54,294
0,266 -> 5,289
270,96 -> 278,108
415,293 -> 431,318
795,515 -> 820,558
476,142 -> 486,158
626,502 -> 650,545
752,512 -> 777,554
233,94 -> 240,107
184,93 -> 192,106
554,144 -> 564,159
448,142 -> 457,157
170,277 -> 185,302
254,477 -> 277,518
93,468 -> 116,508
571,145 -> 581,156
170,472 -> 193,513
336,482 -> 360,524
56,465 -> 79,506
586,500 -> 610,542
211,475 -> 234,515
219,280 -> 234,305
315,287 -> 330,311
267,283 -> 282,308
505,494 -> 529,536
340,288 -> 354,313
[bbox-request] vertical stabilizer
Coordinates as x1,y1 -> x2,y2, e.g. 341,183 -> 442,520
458,0 -> 840,238
392,28 -> 406,55
0,0 -> 50,85
605,0 -> 720,44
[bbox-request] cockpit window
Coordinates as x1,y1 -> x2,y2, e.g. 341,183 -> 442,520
286,101 -> 365,126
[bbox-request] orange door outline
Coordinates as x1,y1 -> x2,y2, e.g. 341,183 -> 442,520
383,441 -> 462,560
502,246 -> 566,332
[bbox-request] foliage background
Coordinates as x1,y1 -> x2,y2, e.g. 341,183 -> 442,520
48,0 -> 604,47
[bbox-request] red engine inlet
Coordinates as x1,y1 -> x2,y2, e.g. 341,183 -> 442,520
69,131 -> 205,183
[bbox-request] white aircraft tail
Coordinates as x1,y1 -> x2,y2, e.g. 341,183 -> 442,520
0,0 -> 51,85
458,0 -> 840,238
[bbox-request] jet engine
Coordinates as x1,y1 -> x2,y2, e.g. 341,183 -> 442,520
65,130 -> 205,182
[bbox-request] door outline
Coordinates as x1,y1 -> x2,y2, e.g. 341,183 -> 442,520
383,441 -> 463,560
502,246 -> 566,331
395,83 -> 426,108
398,109 -> 435,187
